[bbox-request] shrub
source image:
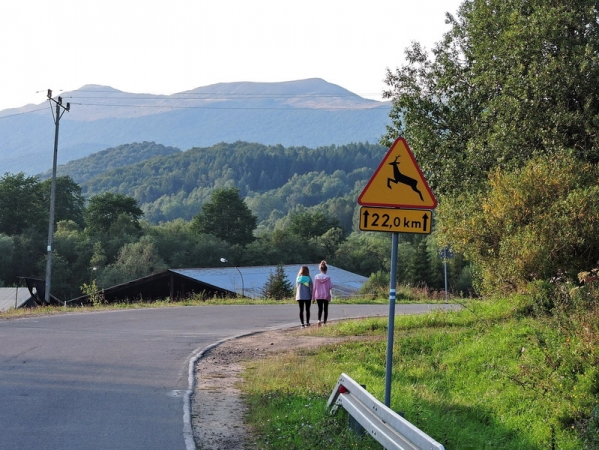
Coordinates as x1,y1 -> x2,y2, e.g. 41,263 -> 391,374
360,270 -> 389,298
438,151 -> 599,294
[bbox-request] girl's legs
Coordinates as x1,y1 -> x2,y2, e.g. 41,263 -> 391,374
305,301 -> 311,325
322,301 -> 329,324
298,301 -> 305,325
317,300 -> 325,323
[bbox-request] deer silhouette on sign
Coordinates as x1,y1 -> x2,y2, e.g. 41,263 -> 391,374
387,155 -> 424,201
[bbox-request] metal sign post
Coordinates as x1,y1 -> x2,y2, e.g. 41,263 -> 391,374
385,232 -> 399,407
438,248 -> 453,302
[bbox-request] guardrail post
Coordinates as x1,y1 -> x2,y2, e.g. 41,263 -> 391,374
327,373 -> 445,450
348,384 -> 366,436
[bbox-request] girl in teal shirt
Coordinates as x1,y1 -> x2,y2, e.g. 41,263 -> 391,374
295,266 -> 313,328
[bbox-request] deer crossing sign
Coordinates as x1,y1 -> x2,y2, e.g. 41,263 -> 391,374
358,138 -> 437,209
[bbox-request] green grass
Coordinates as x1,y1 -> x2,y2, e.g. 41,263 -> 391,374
0,297 -> 275,319
242,296 -> 599,449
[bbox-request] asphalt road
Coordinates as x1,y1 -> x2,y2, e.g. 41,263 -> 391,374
0,303 -> 457,449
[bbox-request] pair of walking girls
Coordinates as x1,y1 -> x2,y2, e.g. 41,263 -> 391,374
295,260 -> 333,328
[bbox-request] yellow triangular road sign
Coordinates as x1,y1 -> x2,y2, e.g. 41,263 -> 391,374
358,138 -> 437,209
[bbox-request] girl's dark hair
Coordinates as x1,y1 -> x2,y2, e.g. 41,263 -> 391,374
298,266 -> 310,276
319,260 -> 328,273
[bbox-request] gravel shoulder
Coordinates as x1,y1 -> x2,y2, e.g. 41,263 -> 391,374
191,327 -> 356,450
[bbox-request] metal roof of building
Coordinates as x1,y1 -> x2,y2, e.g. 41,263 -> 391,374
172,264 -> 367,299
0,287 -> 32,312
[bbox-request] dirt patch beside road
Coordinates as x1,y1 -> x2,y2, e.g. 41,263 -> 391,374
191,327 -> 359,450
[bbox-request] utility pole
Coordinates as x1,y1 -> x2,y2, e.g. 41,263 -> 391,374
44,90 -> 70,304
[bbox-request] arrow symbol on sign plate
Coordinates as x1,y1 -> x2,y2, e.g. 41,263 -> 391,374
422,213 -> 429,232
362,209 -> 369,228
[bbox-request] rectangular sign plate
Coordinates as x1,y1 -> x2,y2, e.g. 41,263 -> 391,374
359,207 -> 432,234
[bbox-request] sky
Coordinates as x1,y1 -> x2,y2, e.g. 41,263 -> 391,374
0,0 -> 463,112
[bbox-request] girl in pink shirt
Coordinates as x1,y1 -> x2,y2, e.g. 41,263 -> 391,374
313,260 -> 333,326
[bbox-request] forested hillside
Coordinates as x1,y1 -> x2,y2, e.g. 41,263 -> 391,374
67,141 -> 384,225
38,142 -> 181,184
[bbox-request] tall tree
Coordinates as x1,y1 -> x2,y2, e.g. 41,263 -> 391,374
0,234 -> 14,285
147,219 -> 232,269
191,187 -> 257,246
288,211 -> 341,240
40,176 -> 86,228
406,236 -> 433,287
382,0 -> 599,197
84,192 -> 144,234
98,236 -> 167,288
0,173 -> 44,235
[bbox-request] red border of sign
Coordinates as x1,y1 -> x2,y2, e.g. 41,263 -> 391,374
357,138 -> 437,209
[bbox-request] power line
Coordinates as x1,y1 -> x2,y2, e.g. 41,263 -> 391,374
0,92 -> 388,118
65,88 -> 383,98
66,93 -> 370,99
0,107 -> 48,120
0,90 -> 387,116
66,101 -> 387,111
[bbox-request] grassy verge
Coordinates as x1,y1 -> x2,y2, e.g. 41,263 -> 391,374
0,288 -> 446,320
0,297 -> 279,320
242,296 -> 599,449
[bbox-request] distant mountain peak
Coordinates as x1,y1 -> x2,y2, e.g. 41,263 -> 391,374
78,84 -> 119,90
75,85 -> 125,94
0,79 -> 391,174
180,78 -> 358,97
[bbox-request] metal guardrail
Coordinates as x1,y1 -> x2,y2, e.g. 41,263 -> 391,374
327,373 -> 445,450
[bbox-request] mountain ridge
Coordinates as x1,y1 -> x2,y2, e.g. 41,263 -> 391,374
0,79 -> 391,174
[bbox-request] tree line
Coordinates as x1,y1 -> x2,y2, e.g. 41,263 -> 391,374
0,171 -> 468,301
71,141 -> 384,223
